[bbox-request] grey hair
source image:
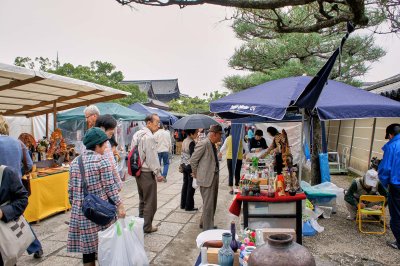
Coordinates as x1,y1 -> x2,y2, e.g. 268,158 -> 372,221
84,105 -> 100,116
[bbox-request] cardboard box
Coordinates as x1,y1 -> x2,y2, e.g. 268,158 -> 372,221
207,248 -> 240,266
262,228 -> 296,242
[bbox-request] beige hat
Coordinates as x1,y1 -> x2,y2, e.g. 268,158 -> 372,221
364,169 -> 378,187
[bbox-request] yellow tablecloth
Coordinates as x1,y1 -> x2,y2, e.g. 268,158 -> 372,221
24,171 -> 71,222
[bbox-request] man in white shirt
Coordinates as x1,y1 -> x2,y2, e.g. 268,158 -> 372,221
131,114 -> 163,233
154,125 -> 172,182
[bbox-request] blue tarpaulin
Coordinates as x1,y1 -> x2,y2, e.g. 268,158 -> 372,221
128,103 -> 178,125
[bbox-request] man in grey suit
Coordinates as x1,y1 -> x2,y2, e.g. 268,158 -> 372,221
190,124 -> 223,231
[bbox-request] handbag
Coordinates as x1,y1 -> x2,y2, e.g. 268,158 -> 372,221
178,163 -> 184,173
0,165 -> 35,266
78,156 -> 117,226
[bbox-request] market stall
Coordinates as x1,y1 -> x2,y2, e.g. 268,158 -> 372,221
0,62 -> 132,222
210,75 -> 400,248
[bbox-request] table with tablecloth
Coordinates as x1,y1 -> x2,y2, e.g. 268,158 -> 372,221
229,192 -> 306,244
24,171 -> 71,222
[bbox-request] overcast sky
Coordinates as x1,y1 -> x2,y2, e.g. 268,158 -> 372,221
0,0 -> 399,97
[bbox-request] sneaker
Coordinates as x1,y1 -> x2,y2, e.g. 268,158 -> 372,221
163,177 -> 167,183
33,249 -> 43,259
387,241 -> 399,250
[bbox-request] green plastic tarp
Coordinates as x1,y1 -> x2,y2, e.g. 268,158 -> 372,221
57,103 -> 145,121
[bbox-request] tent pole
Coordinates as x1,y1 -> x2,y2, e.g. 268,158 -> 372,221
46,113 -> 49,139
53,101 -> 57,131
299,109 -> 305,186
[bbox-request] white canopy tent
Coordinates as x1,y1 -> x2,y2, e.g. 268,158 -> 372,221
0,62 -> 130,138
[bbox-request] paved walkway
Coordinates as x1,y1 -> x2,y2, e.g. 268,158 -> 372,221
17,156 -> 237,266
17,156 -> 399,265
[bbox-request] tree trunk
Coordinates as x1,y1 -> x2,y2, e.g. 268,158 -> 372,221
311,114 -> 321,185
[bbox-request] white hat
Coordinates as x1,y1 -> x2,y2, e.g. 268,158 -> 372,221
364,169 -> 378,187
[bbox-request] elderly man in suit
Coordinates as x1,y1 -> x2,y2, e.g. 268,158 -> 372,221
190,124 -> 223,231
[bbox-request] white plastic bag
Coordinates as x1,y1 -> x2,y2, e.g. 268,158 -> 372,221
98,217 -> 148,266
310,219 -> 324,233
192,178 -> 199,189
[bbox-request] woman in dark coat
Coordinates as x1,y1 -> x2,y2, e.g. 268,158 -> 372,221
0,166 -> 29,266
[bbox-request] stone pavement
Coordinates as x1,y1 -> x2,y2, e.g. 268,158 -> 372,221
17,156 -> 238,266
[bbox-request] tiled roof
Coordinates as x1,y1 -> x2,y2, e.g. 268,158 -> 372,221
366,74 -> 400,101
121,79 -> 180,103
366,74 -> 400,93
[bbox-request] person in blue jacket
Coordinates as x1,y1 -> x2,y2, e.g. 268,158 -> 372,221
0,166 -> 29,266
378,123 -> 400,250
0,116 -> 43,259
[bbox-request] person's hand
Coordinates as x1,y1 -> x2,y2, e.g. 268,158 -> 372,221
360,203 -> 366,209
371,205 -> 382,210
117,204 -> 126,218
0,209 -> 3,220
191,172 -> 197,179
218,152 -> 222,160
157,176 -> 164,182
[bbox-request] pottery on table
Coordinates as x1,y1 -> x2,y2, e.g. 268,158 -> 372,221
218,232 -> 234,266
248,234 -> 316,266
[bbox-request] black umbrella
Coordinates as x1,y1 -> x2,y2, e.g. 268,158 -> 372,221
172,114 -> 221,130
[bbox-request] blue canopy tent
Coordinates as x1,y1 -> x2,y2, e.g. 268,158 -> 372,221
211,76 -> 400,182
147,106 -> 178,125
211,22 -> 400,184
128,103 -> 178,125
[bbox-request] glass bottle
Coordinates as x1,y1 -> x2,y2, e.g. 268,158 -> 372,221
230,221 -> 239,252
218,232 -> 234,266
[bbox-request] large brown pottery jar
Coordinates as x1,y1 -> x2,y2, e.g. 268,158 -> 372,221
248,234 -> 316,266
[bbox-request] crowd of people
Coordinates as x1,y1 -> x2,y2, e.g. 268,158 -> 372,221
1,104 -> 400,265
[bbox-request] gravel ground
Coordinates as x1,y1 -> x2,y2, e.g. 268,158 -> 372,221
303,175 -> 400,266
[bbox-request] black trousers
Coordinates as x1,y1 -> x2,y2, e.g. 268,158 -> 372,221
227,159 -> 242,187
389,185 -> 400,247
83,253 -> 96,263
181,166 -> 195,210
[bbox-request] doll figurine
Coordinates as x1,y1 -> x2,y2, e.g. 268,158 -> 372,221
282,153 -> 299,191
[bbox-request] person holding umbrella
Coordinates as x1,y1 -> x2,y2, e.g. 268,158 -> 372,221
180,129 -> 199,211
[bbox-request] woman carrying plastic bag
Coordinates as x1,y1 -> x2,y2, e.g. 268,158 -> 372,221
98,216 -> 148,266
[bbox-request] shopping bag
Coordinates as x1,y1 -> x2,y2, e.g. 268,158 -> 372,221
98,217 -> 148,266
98,220 -> 127,266
0,216 -> 35,266
124,216 -> 145,246
122,218 -> 148,266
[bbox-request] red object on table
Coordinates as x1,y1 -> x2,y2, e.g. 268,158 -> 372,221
229,192 -> 307,216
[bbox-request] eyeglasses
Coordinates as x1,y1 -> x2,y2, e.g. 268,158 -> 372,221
85,114 -> 94,119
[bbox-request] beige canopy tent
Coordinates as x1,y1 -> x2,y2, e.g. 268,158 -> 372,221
0,62 -> 130,137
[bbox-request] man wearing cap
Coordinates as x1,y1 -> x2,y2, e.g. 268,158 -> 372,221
190,124 -> 223,231
131,114 -> 163,233
344,169 -> 387,220
378,123 -> 400,249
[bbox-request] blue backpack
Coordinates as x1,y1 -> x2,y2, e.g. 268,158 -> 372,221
78,156 -> 116,226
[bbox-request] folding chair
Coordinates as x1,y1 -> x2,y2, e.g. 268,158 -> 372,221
356,195 -> 386,234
